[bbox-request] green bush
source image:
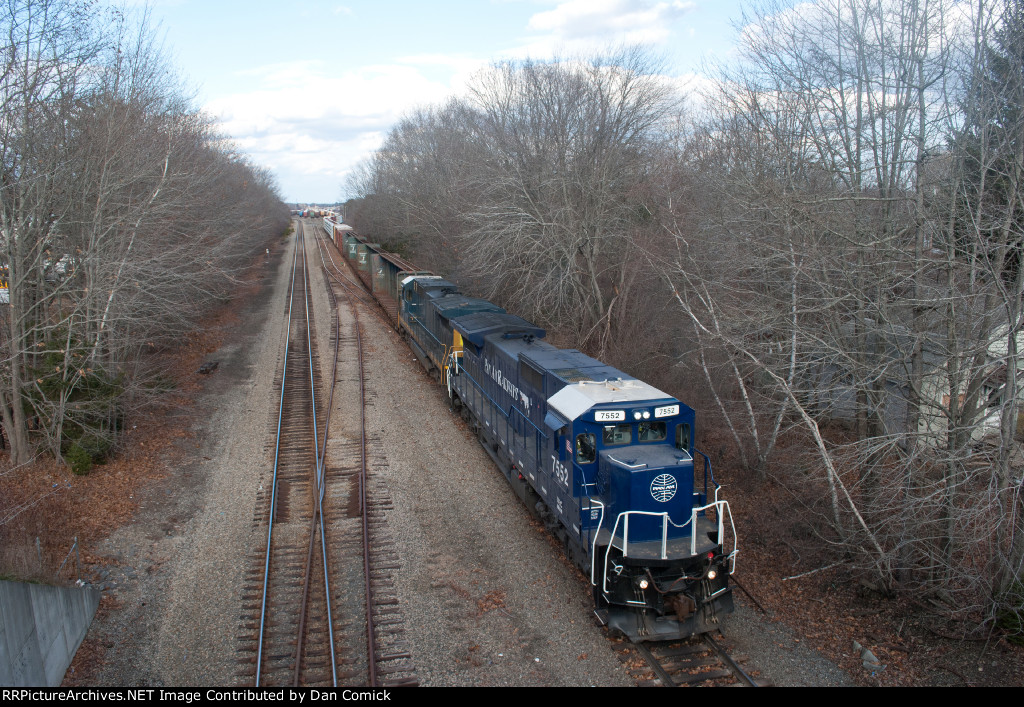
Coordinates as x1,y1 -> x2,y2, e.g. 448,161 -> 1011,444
65,443 -> 93,475
77,432 -> 112,463
26,330 -> 125,468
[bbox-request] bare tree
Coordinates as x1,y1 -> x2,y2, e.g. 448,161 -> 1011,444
658,0 -> 1000,597
346,0 -> 1024,622
0,1 -> 289,470
941,0 -> 1024,611
346,100 -> 486,273
458,49 -> 681,352
352,49 -> 683,354
0,0 -> 106,465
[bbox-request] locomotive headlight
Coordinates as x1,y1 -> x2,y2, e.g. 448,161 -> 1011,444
642,411 -> 651,419
707,569 -> 718,581
638,578 -> 650,589
633,411 -> 642,420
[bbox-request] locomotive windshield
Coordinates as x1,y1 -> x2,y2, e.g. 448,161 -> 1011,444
638,421 -> 667,442
602,424 -> 631,445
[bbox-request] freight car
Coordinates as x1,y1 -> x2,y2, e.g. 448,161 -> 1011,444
328,223 -> 738,642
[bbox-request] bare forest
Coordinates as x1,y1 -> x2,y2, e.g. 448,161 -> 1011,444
0,1 -> 289,481
346,0 -> 1024,639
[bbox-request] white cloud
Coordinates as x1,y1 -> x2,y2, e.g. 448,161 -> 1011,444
527,0 -> 696,43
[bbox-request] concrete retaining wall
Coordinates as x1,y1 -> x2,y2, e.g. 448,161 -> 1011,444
0,580 -> 100,686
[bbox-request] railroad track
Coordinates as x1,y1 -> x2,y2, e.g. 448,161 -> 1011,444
235,221 -> 339,686
617,632 -> 770,687
614,577 -> 772,687
312,222 -> 418,688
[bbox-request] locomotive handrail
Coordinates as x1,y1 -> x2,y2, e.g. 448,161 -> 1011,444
600,510 -> 676,595
588,499 -> 606,586
578,483 -> 601,559
595,499 -> 737,595
689,500 -> 736,570
693,449 -> 720,500
408,313 -> 446,351
612,510 -> 690,560
405,312 -> 454,374
445,351 -> 458,398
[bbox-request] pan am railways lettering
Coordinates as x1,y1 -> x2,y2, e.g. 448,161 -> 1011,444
483,358 -> 531,410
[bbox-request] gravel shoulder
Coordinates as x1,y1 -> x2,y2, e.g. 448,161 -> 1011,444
724,600 -> 856,686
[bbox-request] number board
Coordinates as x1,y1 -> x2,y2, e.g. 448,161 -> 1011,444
655,404 -> 680,418
595,410 -> 625,422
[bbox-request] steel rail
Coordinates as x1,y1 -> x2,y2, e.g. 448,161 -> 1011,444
309,224 -> 343,686
256,221 -> 339,687
255,223 -> 300,686
309,225 -> 343,489
704,634 -> 759,687
314,235 -> 396,331
634,642 -> 679,687
730,574 -> 769,615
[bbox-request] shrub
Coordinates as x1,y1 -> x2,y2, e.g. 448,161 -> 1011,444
65,443 -> 93,476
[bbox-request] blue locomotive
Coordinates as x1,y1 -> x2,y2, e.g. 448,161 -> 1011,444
397,274 -> 737,642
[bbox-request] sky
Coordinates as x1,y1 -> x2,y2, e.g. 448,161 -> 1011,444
140,0 -> 750,203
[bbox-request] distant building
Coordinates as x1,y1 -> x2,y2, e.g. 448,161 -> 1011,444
795,319 -> 1022,449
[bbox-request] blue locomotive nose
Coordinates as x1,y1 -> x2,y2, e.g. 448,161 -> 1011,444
600,446 -> 695,544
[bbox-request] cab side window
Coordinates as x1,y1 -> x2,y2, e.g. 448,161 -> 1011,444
575,433 -> 596,464
675,423 -> 691,453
